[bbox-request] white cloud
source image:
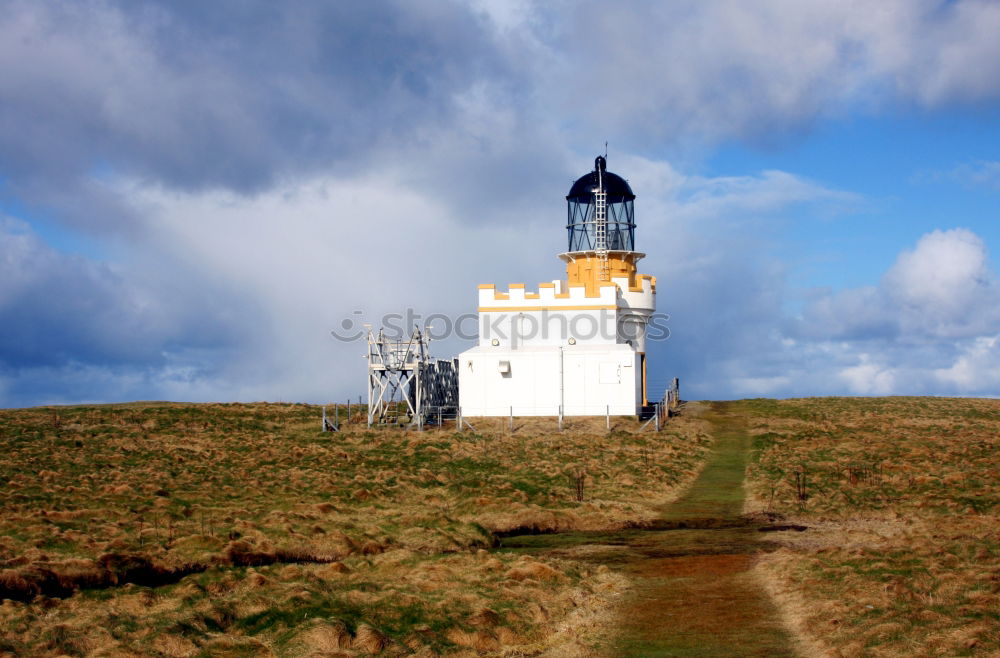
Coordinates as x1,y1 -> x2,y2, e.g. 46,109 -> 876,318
0,158 -> 839,405
466,0 -> 538,33
795,227 -> 1000,342
925,160 -> 1000,191
934,334 -> 1000,392
883,228 -> 991,316
839,354 -> 897,395
960,161 -> 1000,191
5,159 -> 1000,404
766,227 -> 1000,398
114,170 -> 567,403
489,0 -> 1000,149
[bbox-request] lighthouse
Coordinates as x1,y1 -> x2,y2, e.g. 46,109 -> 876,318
458,156 -> 657,416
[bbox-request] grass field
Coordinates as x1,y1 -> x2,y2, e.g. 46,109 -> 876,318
741,397 -> 1000,657
0,403 -> 710,656
3,397 -> 997,656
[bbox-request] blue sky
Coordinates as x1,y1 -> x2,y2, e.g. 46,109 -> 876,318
715,111 -> 1000,281
704,111 -> 1000,322
2,0 -> 1000,406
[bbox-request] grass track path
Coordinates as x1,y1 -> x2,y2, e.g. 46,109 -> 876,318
604,402 -> 794,656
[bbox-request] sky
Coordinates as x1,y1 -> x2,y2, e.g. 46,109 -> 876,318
2,0 -> 1000,407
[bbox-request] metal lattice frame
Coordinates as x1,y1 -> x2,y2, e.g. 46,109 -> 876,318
412,358 -> 459,412
366,326 -> 458,428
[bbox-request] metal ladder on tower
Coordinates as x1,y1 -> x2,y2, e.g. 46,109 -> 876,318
593,167 -> 609,281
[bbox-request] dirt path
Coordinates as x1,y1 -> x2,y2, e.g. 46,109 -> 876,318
502,402 -> 795,656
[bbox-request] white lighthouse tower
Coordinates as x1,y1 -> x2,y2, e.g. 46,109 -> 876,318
458,156 -> 657,416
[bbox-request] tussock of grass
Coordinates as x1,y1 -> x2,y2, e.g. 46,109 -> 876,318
287,619 -> 353,653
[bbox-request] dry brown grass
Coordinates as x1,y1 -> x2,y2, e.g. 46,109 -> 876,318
741,397 -> 1000,657
0,402 -> 706,655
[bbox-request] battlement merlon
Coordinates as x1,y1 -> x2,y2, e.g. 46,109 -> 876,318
476,277 -> 654,312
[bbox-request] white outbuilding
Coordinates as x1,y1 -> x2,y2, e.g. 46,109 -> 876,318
458,156 -> 657,417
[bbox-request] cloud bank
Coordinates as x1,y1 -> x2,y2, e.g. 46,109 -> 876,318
1,0 -> 1000,405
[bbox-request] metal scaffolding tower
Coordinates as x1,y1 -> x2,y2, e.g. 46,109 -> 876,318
365,325 -> 458,428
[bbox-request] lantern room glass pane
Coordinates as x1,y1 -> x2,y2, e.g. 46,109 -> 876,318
566,198 -> 635,252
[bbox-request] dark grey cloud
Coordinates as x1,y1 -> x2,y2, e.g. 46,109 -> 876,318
0,216 -> 250,383
4,0 -> 1000,235
0,219 -> 156,368
0,0 -> 512,230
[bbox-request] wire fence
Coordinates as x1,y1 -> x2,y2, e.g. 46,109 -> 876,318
320,390 -> 682,434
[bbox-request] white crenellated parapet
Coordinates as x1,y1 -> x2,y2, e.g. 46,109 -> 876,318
477,275 -> 654,309
474,278 -> 655,351
477,282 -> 616,307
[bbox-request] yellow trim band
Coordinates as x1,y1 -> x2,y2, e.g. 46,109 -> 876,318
478,304 -> 617,312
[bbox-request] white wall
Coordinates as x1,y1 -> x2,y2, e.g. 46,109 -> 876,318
461,278 -> 655,416
478,309 -> 619,348
458,344 -> 640,416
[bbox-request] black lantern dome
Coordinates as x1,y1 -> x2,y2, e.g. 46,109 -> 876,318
565,156 -> 636,252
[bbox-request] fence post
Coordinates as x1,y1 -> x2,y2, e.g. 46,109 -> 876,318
322,406 -> 327,432
606,405 -> 610,431
458,406 -> 463,431
334,403 -> 339,431
347,400 -> 351,424
558,404 -> 563,431
654,403 -> 660,432
509,406 -> 513,433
